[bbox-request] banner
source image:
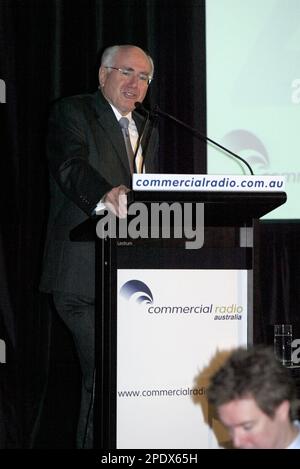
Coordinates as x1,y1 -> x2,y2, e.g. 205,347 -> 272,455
117,269 -> 248,448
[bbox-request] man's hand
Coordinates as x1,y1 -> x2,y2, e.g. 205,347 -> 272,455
103,185 -> 130,218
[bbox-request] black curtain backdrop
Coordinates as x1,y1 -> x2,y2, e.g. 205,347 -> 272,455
254,221 -> 300,346
0,0 -> 207,448
1,0 -> 299,450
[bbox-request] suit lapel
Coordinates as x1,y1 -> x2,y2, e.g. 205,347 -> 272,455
92,91 -> 156,173
132,110 -> 144,134
93,91 -> 131,173
133,110 -> 158,172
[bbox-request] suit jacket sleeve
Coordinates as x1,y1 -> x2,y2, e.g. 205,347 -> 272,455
47,98 -> 113,216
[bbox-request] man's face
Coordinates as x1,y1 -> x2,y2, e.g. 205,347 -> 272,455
218,397 -> 289,449
99,47 -> 152,115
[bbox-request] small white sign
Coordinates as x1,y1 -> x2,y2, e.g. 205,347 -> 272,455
132,173 -> 286,192
0,338 -> 6,363
117,269 -> 248,448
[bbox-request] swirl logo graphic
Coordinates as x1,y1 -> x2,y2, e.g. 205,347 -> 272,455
120,280 -> 154,304
221,129 -> 270,170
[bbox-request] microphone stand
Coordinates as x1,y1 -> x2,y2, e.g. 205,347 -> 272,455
146,103 -> 254,175
132,110 -> 150,176
133,104 -> 159,176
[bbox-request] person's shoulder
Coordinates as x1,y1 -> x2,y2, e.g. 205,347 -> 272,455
286,420 -> 300,449
51,92 -> 97,111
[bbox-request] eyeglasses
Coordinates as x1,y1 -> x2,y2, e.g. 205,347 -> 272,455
105,66 -> 152,85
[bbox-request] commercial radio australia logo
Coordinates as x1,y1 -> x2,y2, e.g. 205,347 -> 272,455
120,280 -> 154,305
120,279 -> 243,320
221,129 -> 299,184
221,129 -> 270,171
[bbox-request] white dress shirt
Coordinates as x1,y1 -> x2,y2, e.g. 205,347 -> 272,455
95,104 -> 143,214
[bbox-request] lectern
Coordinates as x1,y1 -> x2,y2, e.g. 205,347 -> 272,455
71,180 -> 286,449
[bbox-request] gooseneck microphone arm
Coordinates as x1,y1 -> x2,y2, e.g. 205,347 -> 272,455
132,106 -> 150,174
135,102 -> 254,175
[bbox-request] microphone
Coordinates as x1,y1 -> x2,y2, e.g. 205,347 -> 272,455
135,102 -> 254,175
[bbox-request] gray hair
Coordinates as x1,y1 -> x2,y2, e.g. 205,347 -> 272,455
101,45 -> 154,79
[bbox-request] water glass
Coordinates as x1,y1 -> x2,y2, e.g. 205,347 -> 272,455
274,324 -> 292,366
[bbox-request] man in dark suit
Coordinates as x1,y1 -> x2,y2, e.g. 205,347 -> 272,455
40,45 -> 158,448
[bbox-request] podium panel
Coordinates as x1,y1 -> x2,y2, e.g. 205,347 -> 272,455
116,268 -> 247,448
95,232 -> 252,449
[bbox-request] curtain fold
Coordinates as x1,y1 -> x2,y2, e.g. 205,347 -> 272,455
3,0 -> 299,449
256,222 -> 300,345
0,0 -> 206,448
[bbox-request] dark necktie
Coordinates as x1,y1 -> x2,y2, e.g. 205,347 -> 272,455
119,117 -> 134,174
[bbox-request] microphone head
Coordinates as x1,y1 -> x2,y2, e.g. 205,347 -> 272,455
134,101 -> 148,114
